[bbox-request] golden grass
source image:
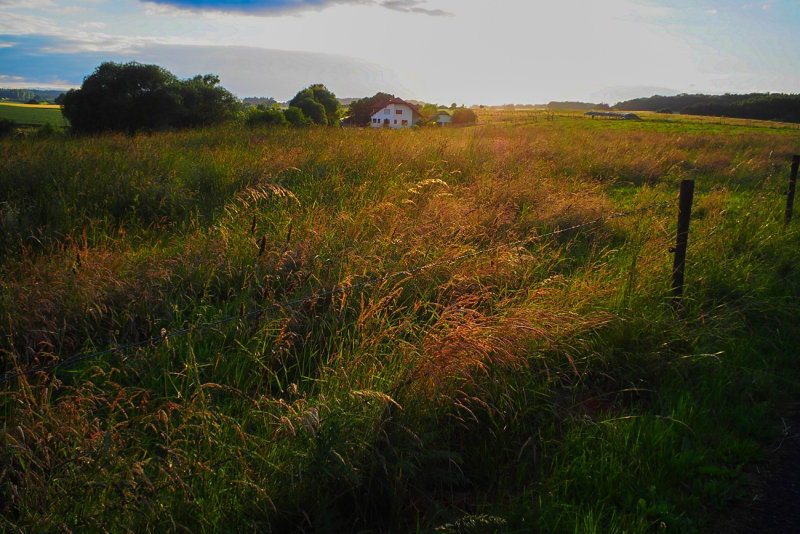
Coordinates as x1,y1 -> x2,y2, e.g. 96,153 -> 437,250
2,112 -> 800,531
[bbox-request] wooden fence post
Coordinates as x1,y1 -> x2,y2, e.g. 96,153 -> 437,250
785,155 -> 800,224
671,179 -> 695,306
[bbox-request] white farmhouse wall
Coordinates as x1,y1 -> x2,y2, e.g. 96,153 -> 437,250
370,103 -> 417,129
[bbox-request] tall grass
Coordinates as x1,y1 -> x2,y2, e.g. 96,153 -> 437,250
2,113 -> 800,532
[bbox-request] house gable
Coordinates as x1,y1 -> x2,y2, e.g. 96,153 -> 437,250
369,98 -> 421,129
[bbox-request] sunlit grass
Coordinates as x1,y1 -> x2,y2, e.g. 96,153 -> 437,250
2,112 -> 800,532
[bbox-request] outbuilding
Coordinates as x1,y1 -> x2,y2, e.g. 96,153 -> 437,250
433,110 -> 451,127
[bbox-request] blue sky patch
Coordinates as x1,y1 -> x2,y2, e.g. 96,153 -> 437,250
0,35 -> 115,87
145,0 -> 340,13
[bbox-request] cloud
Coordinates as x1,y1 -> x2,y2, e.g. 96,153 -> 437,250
142,0 -> 361,16
0,0 -> 57,8
141,0 -> 450,16
0,73 -> 73,89
0,33 -> 411,98
381,0 -> 450,16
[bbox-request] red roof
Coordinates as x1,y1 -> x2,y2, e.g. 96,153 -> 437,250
371,97 -> 421,117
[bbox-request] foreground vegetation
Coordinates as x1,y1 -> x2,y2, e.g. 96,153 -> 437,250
2,110 -> 800,532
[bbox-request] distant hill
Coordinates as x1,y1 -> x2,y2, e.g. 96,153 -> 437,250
614,92 -> 800,123
0,88 -> 66,103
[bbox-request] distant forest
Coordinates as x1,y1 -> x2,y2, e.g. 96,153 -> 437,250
241,96 -> 277,107
0,88 -> 65,103
615,93 -> 800,123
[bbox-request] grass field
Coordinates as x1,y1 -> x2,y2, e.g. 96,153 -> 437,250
0,102 -> 69,127
2,111 -> 800,532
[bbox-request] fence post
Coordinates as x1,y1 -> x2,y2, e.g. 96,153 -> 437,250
671,179 -> 695,306
785,155 -> 800,224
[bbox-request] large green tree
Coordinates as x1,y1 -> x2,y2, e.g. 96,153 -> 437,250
61,62 -> 239,134
288,84 -> 340,126
176,74 -> 240,128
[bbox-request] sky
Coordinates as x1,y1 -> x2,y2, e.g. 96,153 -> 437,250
1,0 -> 799,105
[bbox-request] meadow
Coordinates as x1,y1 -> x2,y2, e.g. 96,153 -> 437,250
2,110 -> 800,532
0,102 -> 70,127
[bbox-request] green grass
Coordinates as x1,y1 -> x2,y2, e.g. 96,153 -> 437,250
2,112 -> 800,532
0,102 -> 70,127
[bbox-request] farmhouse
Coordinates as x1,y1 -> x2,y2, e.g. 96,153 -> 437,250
370,97 -> 422,129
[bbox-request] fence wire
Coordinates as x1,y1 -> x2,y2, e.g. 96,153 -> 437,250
1,198 -> 678,386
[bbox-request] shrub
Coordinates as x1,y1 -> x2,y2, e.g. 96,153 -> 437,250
283,106 -> 311,126
289,84 -> 340,126
451,107 -> 478,125
245,106 -> 289,127
36,122 -> 58,138
0,118 -> 15,137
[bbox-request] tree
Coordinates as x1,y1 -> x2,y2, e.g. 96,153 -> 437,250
62,62 -> 180,133
345,92 -> 394,126
0,118 -> 16,138
418,103 -> 439,122
61,61 -> 239,134
289,84 -> 340,126
175,74 -> 240,127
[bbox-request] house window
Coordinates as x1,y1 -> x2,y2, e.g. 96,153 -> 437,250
402,120 -> 408,126
384,109 -> 390,115
396,109 -> 403,115
394,120 -> 397,124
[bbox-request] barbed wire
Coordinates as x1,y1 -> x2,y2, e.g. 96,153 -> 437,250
0,198 -> 678,386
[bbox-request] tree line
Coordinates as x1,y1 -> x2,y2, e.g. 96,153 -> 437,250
614,92 -> 800,123
58,62 -> 343,133
0,88 -> 64,104
15,61 -> 476,135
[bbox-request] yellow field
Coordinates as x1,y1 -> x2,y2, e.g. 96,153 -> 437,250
0,102 -> 61,109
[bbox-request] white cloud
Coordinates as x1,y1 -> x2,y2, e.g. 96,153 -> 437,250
2,0 -> 799,104
0,0 -> 58,8
0,73 -> 74,88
